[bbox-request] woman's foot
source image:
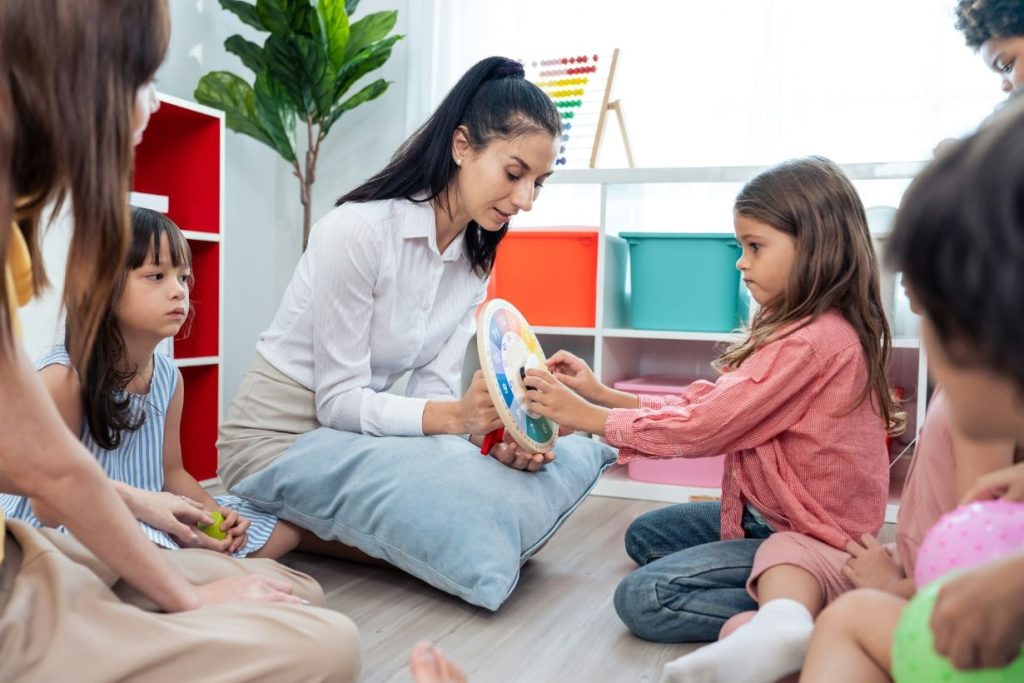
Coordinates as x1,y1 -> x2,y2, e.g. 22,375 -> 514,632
409,641 -> 467,683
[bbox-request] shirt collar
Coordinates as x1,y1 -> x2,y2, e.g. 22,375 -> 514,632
401,196 -> 466,262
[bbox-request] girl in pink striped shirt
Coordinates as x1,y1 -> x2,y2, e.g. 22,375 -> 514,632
524,156 -> 904,683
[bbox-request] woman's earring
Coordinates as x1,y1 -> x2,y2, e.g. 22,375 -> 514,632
454,158 -> 462,167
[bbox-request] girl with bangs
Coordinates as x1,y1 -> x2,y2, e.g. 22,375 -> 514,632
1,208 -> 300,559
523,156 -> 903,683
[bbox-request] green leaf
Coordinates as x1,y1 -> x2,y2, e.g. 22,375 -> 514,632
317,0 -> 350,72
265,33 -> 333,116
256,0 -> 317,38
219,0 -> 265,31
334,34 -> 402,99
194,71 -> 275,149
224,35 -> 265,74
253,73 -> 297,162
345,0 -> 361,15
344,11 -> 397,62
323,78 -> 388,134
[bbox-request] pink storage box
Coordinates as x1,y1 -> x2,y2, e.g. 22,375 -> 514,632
613,376 -> 726,488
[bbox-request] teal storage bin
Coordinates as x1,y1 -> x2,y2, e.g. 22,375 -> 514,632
620,232 -> 749,332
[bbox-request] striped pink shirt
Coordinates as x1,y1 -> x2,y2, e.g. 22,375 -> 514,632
605,310 -> 889,549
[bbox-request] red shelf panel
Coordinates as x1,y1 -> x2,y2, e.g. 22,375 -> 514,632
179,365 -> 219,481
174,240 -> 219,359
133,101 -> 221,234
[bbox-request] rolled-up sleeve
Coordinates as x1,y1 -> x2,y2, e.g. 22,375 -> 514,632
605,337 -> 822,462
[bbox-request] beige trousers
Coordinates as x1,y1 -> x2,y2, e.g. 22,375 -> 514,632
0,520 -> 361,683
218,353 -> 319,492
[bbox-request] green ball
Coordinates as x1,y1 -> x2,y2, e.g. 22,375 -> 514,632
893,578 -> 1024,682
197,510 -> 227,540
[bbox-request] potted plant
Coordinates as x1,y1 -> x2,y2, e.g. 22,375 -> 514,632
195,0 -> 403,247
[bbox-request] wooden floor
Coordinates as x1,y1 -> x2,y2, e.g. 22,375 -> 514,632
278,496 -> 698,683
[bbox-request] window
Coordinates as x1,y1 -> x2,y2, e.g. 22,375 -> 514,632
418,0 -> 1004,166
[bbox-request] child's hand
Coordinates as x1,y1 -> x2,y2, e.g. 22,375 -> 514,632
135,490 -> 230,552
842,533 -> 905,593
488,431 -> 554,472
215,505 -> 251,555
546,350 -> 606,404
961,461 -> 1024,503
523,368 -> 610,436
930,553 -> 1024,670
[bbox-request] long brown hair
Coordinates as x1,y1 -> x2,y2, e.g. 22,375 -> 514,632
75,208 -> 192,450
0,0 -> 170,371
718,156 -> 905,435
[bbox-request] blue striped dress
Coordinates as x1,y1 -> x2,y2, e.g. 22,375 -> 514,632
0,346 -> 278,557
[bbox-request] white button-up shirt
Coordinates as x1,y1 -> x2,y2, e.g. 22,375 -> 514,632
257,197 -> 487,436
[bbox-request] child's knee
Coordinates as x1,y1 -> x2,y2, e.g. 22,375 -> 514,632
815,589 -> 882,634
613,571 -> 719,643
623,518 -> 652,564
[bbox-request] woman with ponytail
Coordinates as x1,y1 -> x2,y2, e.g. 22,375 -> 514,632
219,57 -> 561,486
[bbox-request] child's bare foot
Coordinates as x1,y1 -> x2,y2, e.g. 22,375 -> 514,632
409,641 -> 467,683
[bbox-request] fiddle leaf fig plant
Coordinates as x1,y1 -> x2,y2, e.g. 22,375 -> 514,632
195,0 -> 403,247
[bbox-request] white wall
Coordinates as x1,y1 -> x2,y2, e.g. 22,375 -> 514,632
160,0 -> 413,411
21,0 -> 414,413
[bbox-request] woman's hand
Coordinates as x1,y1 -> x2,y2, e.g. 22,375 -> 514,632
546,350 -> 607,404
961,462 -> 1024,503
488,431 -> 554,472
215,505 -> 251,555
131,489 -> 230,552
195,574 -> 308,606
457,370 -> 503,435
523,368 -> 610,436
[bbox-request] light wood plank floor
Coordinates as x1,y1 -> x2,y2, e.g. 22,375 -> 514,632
278,496 -> 698,683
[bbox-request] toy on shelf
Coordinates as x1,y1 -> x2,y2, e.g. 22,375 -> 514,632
523,49 -> 633,168
477,299 -> 559,454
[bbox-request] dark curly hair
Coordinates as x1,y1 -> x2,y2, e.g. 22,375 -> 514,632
955,0 -> 1024,49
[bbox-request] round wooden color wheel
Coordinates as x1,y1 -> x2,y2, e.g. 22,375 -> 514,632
476,298 -> 559,453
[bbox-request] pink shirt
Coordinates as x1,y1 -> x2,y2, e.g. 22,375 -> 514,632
605,310 -> 889,549
895,389 -> 957,578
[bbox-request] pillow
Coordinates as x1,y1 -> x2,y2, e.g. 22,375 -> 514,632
230,431 -> 617,610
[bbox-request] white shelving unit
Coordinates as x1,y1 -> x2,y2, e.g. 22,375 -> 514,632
466,163 -> 931,522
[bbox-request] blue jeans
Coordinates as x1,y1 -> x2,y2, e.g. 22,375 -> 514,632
613,501 -> 774,643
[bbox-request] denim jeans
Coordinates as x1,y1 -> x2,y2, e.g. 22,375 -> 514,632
613,501 -> 774,643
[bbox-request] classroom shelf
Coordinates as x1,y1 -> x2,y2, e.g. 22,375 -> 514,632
592,464 -> 721,504
132,93 -> 224,481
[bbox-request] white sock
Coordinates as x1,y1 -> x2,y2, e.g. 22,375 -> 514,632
659,599 -> 814,683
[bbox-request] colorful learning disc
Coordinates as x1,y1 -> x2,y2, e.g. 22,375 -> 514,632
476,299 -> 559,453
